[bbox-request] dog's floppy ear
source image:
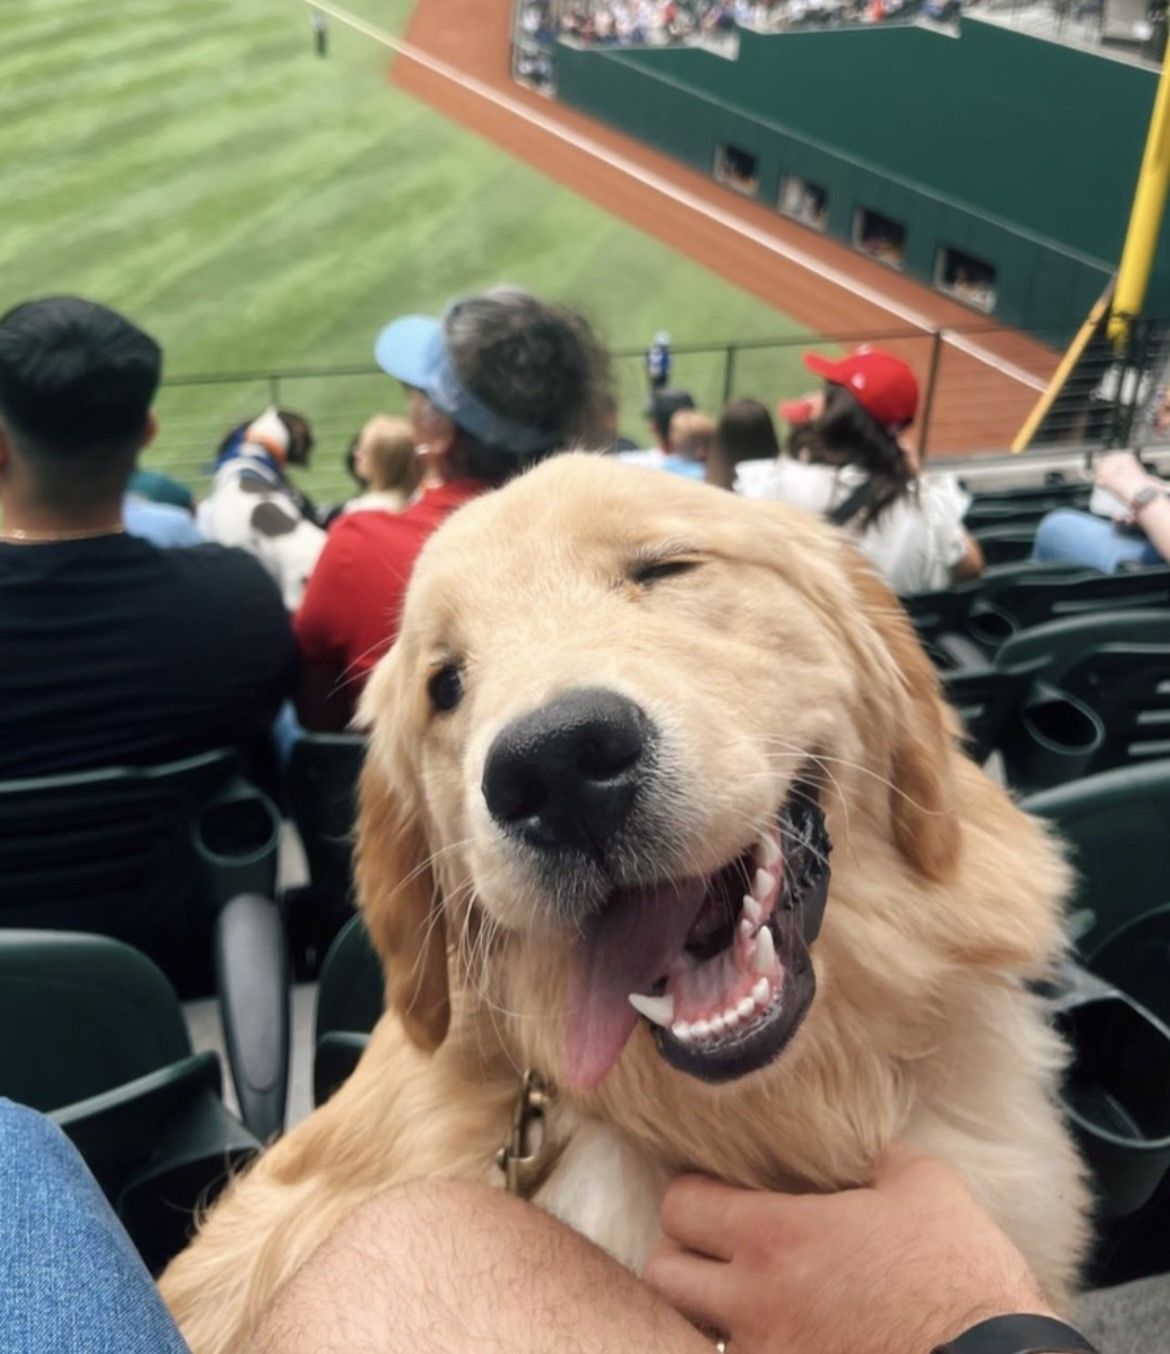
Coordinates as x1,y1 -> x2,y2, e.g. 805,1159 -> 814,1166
354,662 -> 450,1052
845,552 -> 961,883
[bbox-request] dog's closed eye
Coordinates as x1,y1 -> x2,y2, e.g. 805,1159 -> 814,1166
629,554 -> 704,586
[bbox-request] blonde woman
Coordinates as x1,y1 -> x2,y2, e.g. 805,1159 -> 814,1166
344,415 -> 423,515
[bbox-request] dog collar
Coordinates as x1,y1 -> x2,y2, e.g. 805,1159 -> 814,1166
496,1070 -> 563,1198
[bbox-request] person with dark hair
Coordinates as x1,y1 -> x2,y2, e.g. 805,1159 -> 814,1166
619,388 -> 704,478
707,397 -> 780,490
198,407 -> 326,608
740,347 -> 982,595
0,296 -> 295,778
294,286 -> 611,729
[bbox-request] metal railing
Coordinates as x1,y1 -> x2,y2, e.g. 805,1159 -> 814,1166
146,321 -> 1170,503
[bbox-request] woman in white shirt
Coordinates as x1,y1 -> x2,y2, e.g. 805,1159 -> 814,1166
735,346 -> 983,596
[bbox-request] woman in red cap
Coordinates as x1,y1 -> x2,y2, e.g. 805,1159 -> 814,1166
737,345 -> 983,595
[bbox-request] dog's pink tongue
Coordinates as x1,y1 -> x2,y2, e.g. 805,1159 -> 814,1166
563,877 -> 705,1090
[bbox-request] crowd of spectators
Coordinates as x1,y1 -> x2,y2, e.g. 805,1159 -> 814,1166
4,290 -> 1169,792
520,0 -> 921,59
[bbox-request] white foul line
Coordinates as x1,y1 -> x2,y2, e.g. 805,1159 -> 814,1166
308,0 -> 1047,392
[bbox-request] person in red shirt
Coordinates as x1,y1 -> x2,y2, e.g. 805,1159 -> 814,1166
294,287 -> 611,729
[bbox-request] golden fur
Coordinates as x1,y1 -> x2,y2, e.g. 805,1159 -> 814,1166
162,455 -> 1088,1351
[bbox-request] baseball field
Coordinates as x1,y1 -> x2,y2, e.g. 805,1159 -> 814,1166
3,0 -> 816,499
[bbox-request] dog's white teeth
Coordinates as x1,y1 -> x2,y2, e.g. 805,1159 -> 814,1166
709,1013 -> 728,1035
739,917 -> 755,939
753,869 -> 773,900
737,995 -> 756,1019
628,992 -> 675,1028
758,833 -> 782,868
752,926 -> 776,975
742,895 -> 762,927
751,977 -> 771,1006
691,1018 -> 712,1039
672,1021 -> 693,1042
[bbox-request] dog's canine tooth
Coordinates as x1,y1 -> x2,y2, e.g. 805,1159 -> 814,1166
629,992 -> 675,1027
753,926 -> 776,975
742,894 -> 762,927
737,995 -> 756,1019
751,977 -> 771,1005
758,833 -> 781,868
753,868 -> 773,900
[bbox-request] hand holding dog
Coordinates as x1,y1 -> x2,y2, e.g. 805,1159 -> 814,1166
644,1145 -> 1056,1354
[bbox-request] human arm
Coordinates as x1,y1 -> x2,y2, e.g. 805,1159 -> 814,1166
950,528 -> 984,583
1095,451 -> 1170,563
644,1146 -> 1073,1354
251,1180 -> 710,1354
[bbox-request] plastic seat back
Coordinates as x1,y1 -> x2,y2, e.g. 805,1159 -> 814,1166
1021,760 -> 1170,959
286,734 -> 366,902
0,929 -> 261,1271
968,568 -> 1170,652
0,929 -> 191,1112
313,915 -> 384,1106
0,750 -> 280,994
286,734 -> 367,971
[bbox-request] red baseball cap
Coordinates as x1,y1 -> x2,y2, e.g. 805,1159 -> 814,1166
803,345 -> 919,428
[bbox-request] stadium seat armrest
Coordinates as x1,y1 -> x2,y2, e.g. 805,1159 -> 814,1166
215,893 -> 290,1143
932,632 -> 991,673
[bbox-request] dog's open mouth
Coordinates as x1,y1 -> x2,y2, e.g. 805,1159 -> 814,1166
563,783 -> 831,1089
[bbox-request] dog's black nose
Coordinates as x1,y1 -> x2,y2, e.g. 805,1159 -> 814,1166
482,687 -> 650,853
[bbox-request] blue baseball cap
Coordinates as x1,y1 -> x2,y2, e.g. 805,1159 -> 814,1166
374,310 -> 555,455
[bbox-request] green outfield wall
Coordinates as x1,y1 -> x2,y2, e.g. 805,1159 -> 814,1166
554,20 -> 1163,341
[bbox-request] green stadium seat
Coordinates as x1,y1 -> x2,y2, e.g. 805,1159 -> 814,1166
1021,759 -> 1170,962
285,733 -> 367,975
0,929 -> 262,1273
996,611 -> 1170,791
0,750 -> 280,996
312,914 -> 383,1108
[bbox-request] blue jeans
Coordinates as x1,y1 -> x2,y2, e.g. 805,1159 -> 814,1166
1033,509 -> 1165,573
0,1100 -> 189,1353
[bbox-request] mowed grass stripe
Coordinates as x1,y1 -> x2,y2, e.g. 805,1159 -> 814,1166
3,0 -> 812,498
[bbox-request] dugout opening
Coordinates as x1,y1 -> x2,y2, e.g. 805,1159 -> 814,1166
936,245 -> 998,313
779,175 -> 828,231
714,144 -> 760,197
853,207 -> 906,270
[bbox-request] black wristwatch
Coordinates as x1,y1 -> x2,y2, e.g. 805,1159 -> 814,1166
1131,484 -> 1161,515
932,1313 -> 1099,1353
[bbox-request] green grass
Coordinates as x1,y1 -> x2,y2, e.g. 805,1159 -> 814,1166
2,0 -> 814,500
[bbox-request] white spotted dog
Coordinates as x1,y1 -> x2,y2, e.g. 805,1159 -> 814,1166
197,408 -> 326,609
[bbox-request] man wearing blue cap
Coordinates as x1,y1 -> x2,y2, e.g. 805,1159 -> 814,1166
294,287 -> 610,729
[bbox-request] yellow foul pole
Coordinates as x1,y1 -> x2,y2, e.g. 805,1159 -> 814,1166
1110,42 -> 1170,346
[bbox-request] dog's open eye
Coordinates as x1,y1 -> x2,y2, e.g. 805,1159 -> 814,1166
428,663 -> 464,713
631,557 -> 702,586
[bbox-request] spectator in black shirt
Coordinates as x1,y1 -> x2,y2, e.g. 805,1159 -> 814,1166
0,296 -> 296,780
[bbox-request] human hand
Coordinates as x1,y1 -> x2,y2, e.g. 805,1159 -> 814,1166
1094,450 -> 1154,506
643,1146 -> 1055,1354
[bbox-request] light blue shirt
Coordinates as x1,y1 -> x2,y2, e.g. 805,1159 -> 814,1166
122,495 -> 204,549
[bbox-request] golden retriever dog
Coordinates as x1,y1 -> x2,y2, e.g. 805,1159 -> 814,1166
162,454 -> 1088,1351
